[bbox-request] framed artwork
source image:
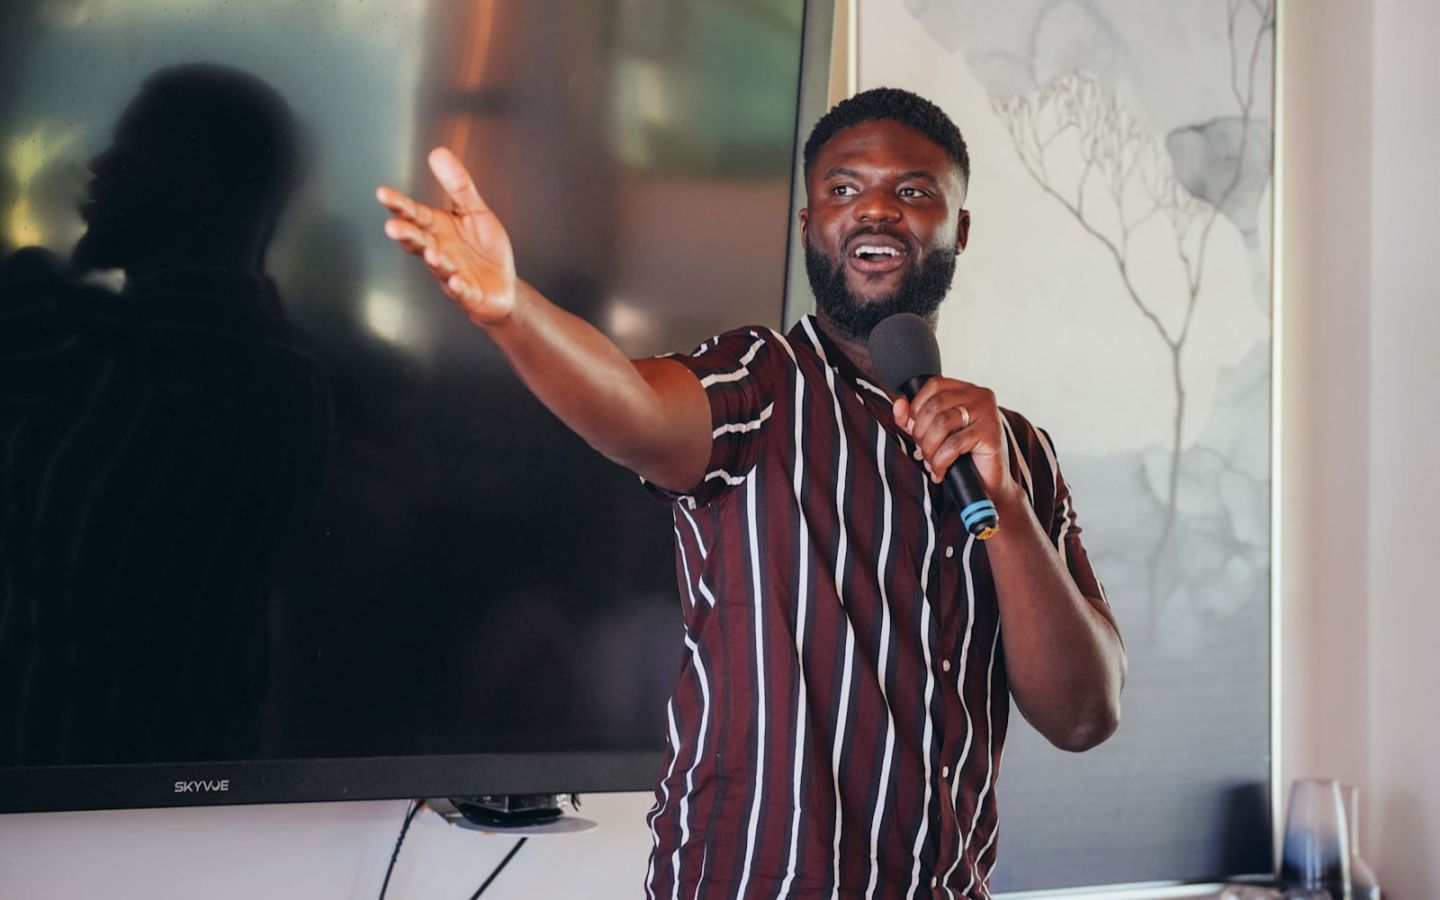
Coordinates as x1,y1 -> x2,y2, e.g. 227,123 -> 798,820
859,0 -> 1276,891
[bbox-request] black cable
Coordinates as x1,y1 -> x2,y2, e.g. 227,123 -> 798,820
377,799 -> 423,900
466,836 -> 528,899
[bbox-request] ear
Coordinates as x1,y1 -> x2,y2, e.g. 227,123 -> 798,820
798,206 -> 809,244
954,209 -> 971,254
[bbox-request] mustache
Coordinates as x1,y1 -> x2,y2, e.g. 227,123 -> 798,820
841,225 -> 913,256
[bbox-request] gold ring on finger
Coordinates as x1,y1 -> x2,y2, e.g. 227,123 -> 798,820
959,406 -> 971,429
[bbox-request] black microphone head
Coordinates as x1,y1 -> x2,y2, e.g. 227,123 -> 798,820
868,313 -> 942,393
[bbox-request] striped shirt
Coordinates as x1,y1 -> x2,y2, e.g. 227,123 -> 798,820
0,257 -> 330,765
643,316 -> 1104,899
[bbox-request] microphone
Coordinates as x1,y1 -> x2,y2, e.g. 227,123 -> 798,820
869,313 -> 999,540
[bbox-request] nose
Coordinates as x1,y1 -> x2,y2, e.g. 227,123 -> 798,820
854,188 -> 901,224
87,145 -> 120,179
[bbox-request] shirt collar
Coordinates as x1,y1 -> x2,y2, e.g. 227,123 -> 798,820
791,314 -> 893,401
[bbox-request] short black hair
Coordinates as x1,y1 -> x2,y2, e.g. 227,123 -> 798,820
803,87 -> 970,186
133,64 -> 303,213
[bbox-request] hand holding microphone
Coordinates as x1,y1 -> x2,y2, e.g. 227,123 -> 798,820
869,313 -> 1007,540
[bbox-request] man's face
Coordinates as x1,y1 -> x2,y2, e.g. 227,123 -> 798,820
73,99 -> 186,273
800,118 -> 969,340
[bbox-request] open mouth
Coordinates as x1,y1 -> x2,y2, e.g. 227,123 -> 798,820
846,233 -> 909,274
78,181 -> 103,222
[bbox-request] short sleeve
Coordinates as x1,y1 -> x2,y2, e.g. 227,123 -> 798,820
1033,426 -> 1107,604
641,326 -> 786,509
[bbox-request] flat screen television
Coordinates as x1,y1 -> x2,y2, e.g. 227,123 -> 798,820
0,0 -> 815,813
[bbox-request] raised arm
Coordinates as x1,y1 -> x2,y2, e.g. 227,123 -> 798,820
376,148 -> 712,493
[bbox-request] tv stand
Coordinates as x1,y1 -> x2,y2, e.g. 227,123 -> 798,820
431,794 -> 598,835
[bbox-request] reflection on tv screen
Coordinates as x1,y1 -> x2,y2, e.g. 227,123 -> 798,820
0,0 -> 802,773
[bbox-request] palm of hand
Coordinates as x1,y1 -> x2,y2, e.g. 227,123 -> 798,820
376,147 -> 517,325
437,202 -> 516,323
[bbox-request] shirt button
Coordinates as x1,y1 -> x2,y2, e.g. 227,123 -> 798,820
931,876 -> 939,888
945,545 -> 954,558
941,765 -> 951,779
942,659 -> 952,673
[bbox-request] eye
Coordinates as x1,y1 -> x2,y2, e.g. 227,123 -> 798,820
898,186 -> 930,199
831,184 -> 857,197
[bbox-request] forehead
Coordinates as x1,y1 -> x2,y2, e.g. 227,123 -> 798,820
811,118 -> 958,184
115,93 -> 174,140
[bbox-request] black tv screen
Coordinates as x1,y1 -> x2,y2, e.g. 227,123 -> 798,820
0,0 -> 808,812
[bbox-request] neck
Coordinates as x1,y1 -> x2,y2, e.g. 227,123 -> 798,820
814,312 -> 889,390
125,242 -> 266,284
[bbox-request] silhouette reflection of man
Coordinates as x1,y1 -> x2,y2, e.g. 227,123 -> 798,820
0,64 -> 329,765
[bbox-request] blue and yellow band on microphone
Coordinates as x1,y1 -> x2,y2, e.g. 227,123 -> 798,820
960,499 -> 999,541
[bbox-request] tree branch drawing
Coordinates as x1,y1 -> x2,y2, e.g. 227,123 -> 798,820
991,0 -> 1274,624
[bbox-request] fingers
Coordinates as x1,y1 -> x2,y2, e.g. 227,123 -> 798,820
423,246 -> 458,279
377,146 -> 487,227
384,216 -> 463,286
383,217 -> 433,254
377,150 -> 515,326
917,406 -> 981,481
905,379 -> 988,441
905,379 -> 999,483
428,147 -> 490,217
927,427 -> 981,483
375,186 -> 438,229
906,376 -> 952,421
891,396 -> 911,430
444,273 -> 484,308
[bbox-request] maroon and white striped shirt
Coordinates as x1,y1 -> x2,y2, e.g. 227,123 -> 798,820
643,316 -> 1104,900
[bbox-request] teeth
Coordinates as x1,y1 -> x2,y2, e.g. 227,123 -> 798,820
853,244 -> 902,257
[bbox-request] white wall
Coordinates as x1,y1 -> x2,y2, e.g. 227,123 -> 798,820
3,2 -> 1436,898
1276,0 -> 1373,800
1279,1 -> 1440,897
0,794 -> 657,899
1366,0 -> 1440,895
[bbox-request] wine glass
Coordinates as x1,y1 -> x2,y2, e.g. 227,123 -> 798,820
1280,778 -> 1351,900
1340,785 -> 1382,900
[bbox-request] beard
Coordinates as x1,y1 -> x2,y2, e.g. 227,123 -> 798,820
803,235 -> 957,341
71,226 -> 121,274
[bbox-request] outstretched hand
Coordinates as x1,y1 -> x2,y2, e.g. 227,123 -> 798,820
376,147 -> 517,325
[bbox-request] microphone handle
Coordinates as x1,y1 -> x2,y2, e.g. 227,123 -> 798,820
901,377 -> 1000,540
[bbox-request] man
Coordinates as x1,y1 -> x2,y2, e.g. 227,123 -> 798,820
0,64 -> 328,765
377,88 -> 1125,899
